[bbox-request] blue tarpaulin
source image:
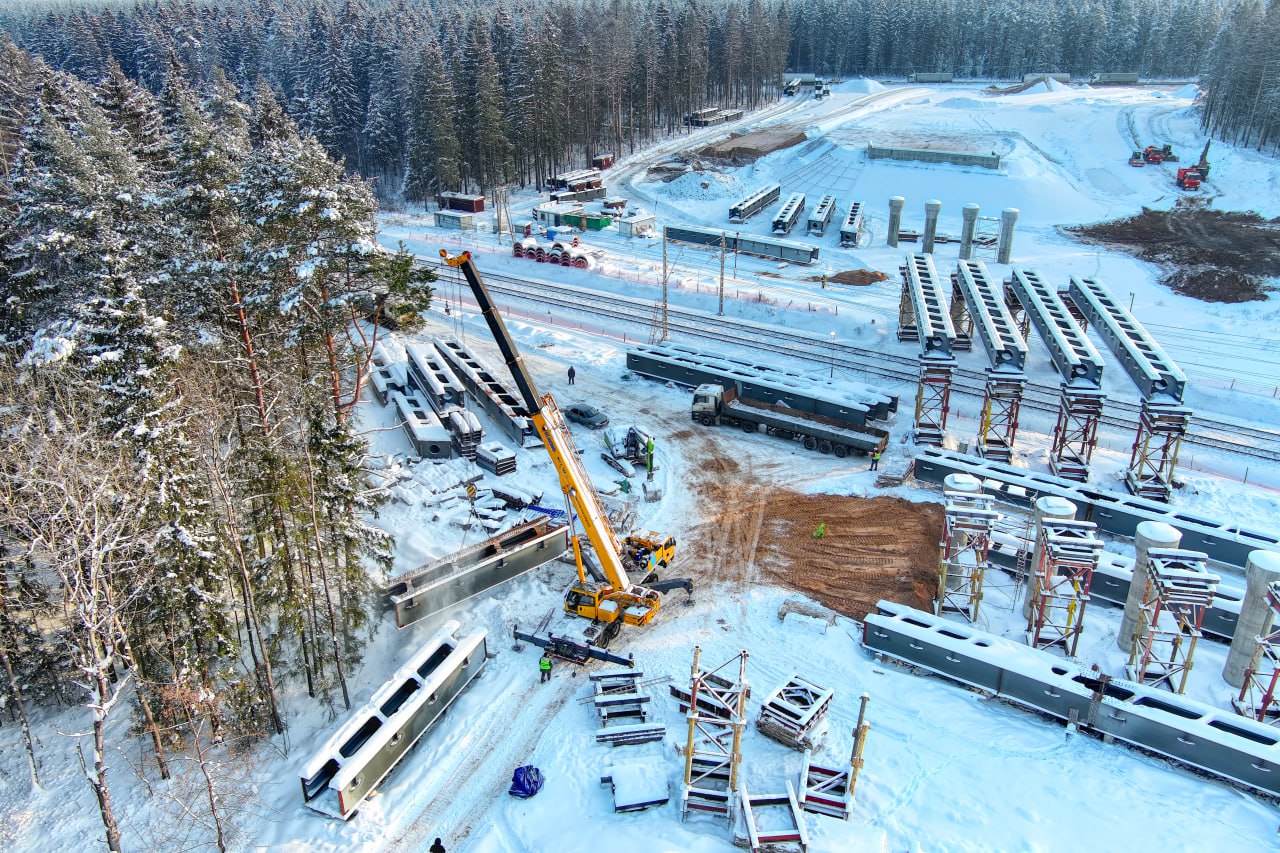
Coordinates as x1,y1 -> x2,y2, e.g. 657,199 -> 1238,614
508,765 -> 545,799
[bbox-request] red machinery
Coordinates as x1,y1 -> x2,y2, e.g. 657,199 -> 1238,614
1142,145 -> 1165,164
1128,150 -> 1145,167
1176,167 -> 1202,190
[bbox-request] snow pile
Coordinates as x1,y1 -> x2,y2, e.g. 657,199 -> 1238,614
936,96 -> 995,111
1175,83 -> 1200,99
843,77 -> 887,94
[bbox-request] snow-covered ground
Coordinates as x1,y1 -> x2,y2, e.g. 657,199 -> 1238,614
6,81 -> 1280,852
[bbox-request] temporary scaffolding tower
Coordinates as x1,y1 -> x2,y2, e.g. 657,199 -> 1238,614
681,647 -> 749,824
1234,581 -> 1280,724
1126,549 -> 1218,693
899,254 -> 957,446
1025,519 -> 1103,655
937,488 -> 999,621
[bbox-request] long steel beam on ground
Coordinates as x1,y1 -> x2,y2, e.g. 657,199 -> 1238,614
414,259 -> 1280,461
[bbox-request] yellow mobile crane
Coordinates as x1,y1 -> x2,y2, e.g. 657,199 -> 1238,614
441,250 -> 690,648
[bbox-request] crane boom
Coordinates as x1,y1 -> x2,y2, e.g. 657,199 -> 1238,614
440,250 -> 634,594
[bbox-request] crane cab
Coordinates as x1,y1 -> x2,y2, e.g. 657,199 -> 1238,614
564,581 -> 662,634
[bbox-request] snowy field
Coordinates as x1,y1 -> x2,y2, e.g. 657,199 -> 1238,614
6,81 -> 1280,852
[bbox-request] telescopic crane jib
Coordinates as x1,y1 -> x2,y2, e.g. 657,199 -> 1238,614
439,250 -> 690,648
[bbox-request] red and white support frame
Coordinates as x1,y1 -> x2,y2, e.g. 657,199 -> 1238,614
1026,520 -> 1103,655
913,357 -> 955,446
1126,550 -> 1218,693
937,490 -> 999,622
1049,385 -> 1105,482
1126,399 -> 1190,503
1234,582 -> 1280,724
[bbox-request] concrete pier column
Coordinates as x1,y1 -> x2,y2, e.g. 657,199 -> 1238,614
922,199 -> 942,254
1223,551 -> 1280,688
959,203 -> 980,260
1117,522 -> 1182,653
1022,497 -> 1077,618
997,208 -> 1019,264
887,196 -> 905,247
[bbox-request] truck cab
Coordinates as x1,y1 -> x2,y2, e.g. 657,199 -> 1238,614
692,384 -> 726,424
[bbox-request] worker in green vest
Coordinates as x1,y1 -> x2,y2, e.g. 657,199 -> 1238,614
870,450 -> 881,471
539,653 -> 553,683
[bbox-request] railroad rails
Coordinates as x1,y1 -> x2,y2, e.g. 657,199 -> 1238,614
418,259 -> 1280,462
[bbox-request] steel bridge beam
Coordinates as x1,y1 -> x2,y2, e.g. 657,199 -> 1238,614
898,253 -> 956,356
1067,276 -> 1186,402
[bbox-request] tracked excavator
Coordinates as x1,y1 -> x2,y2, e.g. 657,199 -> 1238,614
441,250 -> 692,650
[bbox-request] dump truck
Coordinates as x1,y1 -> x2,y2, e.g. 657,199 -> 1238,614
692,383 -> 889,457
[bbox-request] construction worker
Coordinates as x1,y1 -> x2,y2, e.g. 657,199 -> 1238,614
870,450 -> 881,471
430,839 -> 446,853
567,365 -> 576,385
539,653 -> 553,683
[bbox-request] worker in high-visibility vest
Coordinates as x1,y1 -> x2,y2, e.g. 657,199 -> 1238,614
539,654 -> 553,683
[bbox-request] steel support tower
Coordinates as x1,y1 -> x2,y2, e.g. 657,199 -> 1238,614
1126,549 -> 1218,693
900,254 -> 957,446
1068,276 -> 1191,502
1006,269 -> 1106,481
953,260 -> 1029,462
937,489 -> 999,621
1026,519 -> 1103,655
1234,581 -> 1280,724
682,647 -> 749,823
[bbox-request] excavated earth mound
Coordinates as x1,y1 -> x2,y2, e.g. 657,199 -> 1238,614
1066,205 -> 1280,302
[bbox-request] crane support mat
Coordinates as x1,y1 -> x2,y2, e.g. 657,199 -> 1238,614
913,447 -> 1280,569
596,722 -> 666,746
602,756 -> 670,811
735,781 -> 811,852
799,749 -> 853,819
756,675 -> 834,749
863,599 -> 1280,797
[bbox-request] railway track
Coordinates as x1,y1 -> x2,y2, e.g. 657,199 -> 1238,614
421,259 -> 1280,462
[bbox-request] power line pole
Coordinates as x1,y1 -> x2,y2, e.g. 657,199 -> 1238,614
719,231 -> 726,316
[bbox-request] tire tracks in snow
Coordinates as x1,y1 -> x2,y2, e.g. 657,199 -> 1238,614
386,676 -> 576,852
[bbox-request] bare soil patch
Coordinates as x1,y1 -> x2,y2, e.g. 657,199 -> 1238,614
699,128 -> 808,163
1066,204 -> 1280,303
755,493 -> 942,619
805,270 -> 890,287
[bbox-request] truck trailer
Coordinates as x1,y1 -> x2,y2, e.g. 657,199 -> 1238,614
692,383 -> 888,457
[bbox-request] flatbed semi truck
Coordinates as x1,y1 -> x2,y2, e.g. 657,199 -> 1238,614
692,383 -> 889,457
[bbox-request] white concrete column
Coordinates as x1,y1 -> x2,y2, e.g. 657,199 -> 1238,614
887,196 -> 905,247
997,208 -> 1019,264
922,199 -> 942,254
959,203 -> 980,260
1223,551 -> 1280,688
1116,521 -> 1183,653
